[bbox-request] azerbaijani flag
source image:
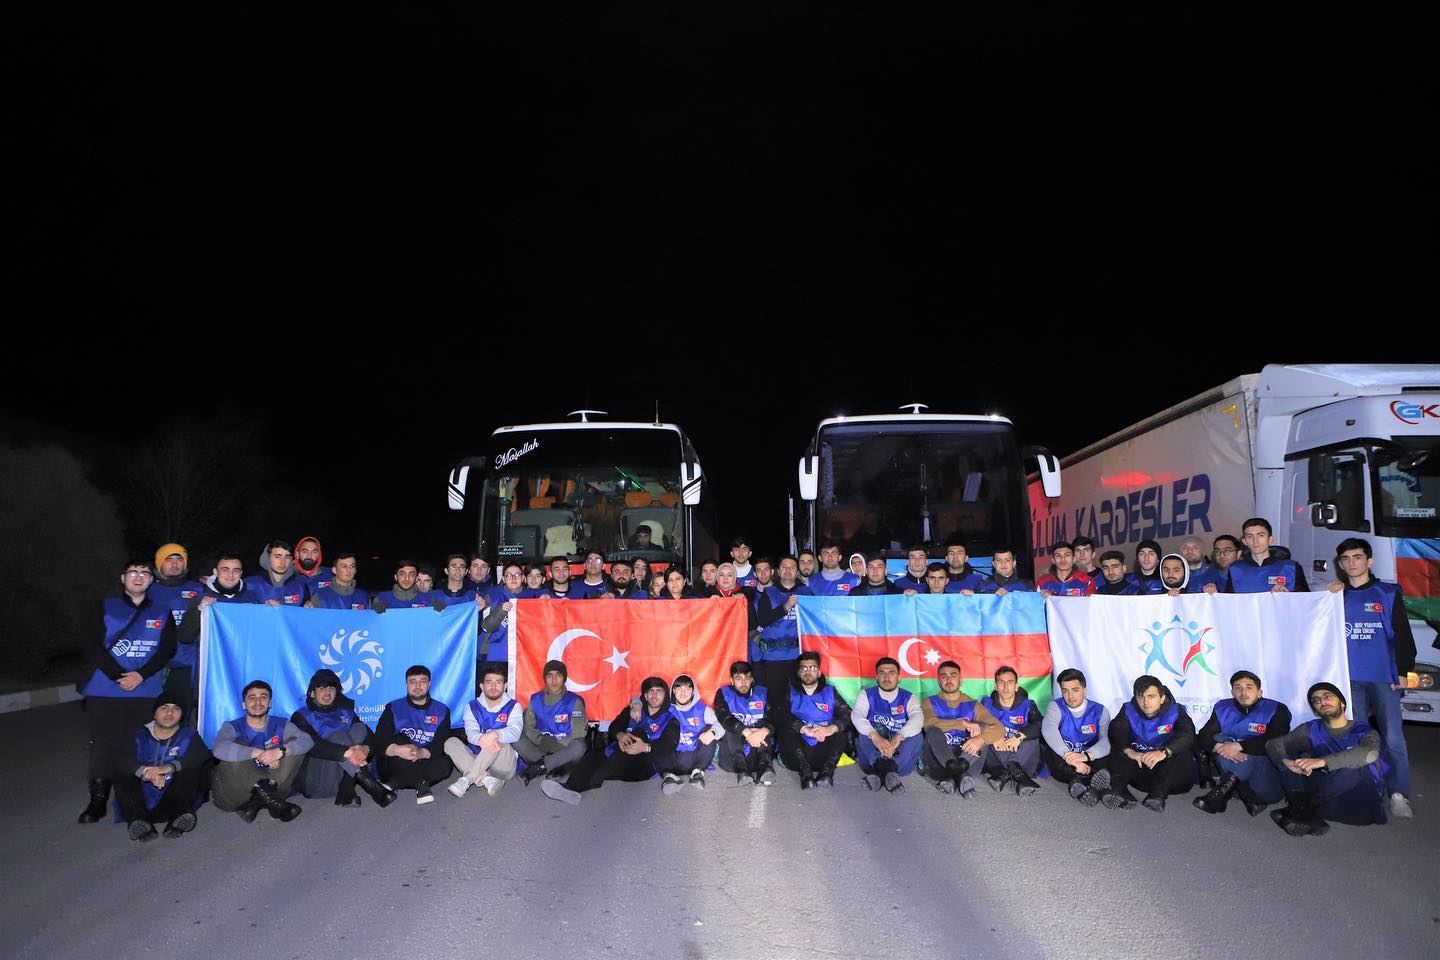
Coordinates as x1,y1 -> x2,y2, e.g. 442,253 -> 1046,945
1396,538 -> 1440,624
797,593 -> 1052,709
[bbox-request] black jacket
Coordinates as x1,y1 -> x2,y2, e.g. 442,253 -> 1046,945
1196,699 -> 1292,757
290,668 -> 377,762
780,675 -> 852,734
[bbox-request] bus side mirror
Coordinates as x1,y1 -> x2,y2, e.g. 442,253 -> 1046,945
448,465 -> 470,510
798,456 -> 818,501
1033,451 -> 1062,499
681,463 -> 703,506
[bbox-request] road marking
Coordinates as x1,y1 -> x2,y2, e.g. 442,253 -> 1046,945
747,783 -> 767,829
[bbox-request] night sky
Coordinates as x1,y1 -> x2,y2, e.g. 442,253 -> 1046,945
9,6 -> 1437,577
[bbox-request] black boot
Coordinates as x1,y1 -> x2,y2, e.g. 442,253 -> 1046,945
1192,772 -> 1238,815
1009,762 -> 1041,797
1195,751 -> 1220,790
817,764 -> 836,788
520,759 -> 549,786
335,775 -> 362,808
252,778 -> 302,822
78,779 -> 111,824
1272,794 -> 1328,837
235,789 -> 266,823
1234,780 -> 1268,817
354,768 -> 397,807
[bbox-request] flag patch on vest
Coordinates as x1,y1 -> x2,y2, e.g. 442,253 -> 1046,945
351,603 -> 365,610
284,594 -> 302,604
553,714 -> 568,723
1248,722 -> 1267,733
145,619 -> 164,629
181,590 -> 198,599
1080,724 -> 1096,734
425,715 -> 439,725
749,700 -> 764,710
497,713 -> 508,723
1267,576 -> 1287,587
687,716 -> 700,726
1157,723 -> 1174,734
891,704 -> 907,715
1364,602 -> 1383,612
816,703 -> 830,712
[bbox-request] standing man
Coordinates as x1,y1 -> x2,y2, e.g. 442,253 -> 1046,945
1072,536 -> 1101,580
753,555 -> 811,698
852,553 -> 905,596
290,668 -> 395,808
446,667 -> 523,799
1093,551 -> 1140,596
1133,540 -> 1165,593
515,660 -> 589,784
1179,535 -> 1225,593
978,546 -> 1034,595
943,538 -> 987,592
851,657 -> 924,793
115,694 -> 210,842
921,562 -> 957,595
1193,670 -> 1290,816
373,560 -> 438,611
920,660 -> 1003,797
293,536 -> 333,592
210,680 -> 311,822
777,652 -> 852,789
1265,682 -> 1388,835
608,559 -> 647,599
308,552 -> 370,610
1041,668 -> 1113,807
1102,675 -> 1196,811
250,540 -> 309,606
714,661 -> 777,785
149,544 -> 205,722
435,553 -> 480,607
729,536 -> 759,590
467,555 -> 492,590
1214,518 -> 1309,593
752,557 -> 775,594
1037,543 -> 1095,597
375,665 -> 455,805
978,666 -> 1043,795
77,560 -> 178,824
539,556 -> 575,599
1158,554 -> 1189,595
571,549 -> 614,599
894,545 -> 932,594
797,550 -> 819,583
1327,537 -> 1417,818
1210,534 -> 1242,583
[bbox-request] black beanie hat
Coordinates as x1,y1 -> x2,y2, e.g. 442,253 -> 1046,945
1307,681 -> 1346,710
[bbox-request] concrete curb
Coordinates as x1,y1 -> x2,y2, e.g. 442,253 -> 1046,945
0,683 -> 83,715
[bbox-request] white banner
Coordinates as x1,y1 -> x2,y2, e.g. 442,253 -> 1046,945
1044,593 -> 1349,725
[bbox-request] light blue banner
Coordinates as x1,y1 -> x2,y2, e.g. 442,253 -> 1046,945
199,603 -> 478,743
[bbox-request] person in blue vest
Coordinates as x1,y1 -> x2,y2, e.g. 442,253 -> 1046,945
1326,536 -> 1417,819
852,657 -> 924,794
113,694 -> 211,842
777,652 -> 853,789
1101,675 -> 1196,812
540,676 -> 681,806
373,559 -> 442,612
851,553 -> 905,596
537,556 -> 577,599
515,660 -> 589,784
1040,668 -> 1114,807
290,668 -> 395,808
976,666 -> 1043,796
1208,518 -> 1309,593
375,664 -> 455,805
1209,534 -> 1242,584
570,549 -> 614,599
210,679 -> 312,822
478,563 -> 534,681
1132,540 -> 1166,593
921,660 -> 1004,798
919,562 -> 959,595
434,553 -> 480,608
714,661 -> 777,786
149,543 -> 206,723
894,545 -> 932,594
729,536 -> 759,591
662,675 -> 723,794
250,540 -> 310,606
807,542 -> 861,597
1193,669 -> 1291,816
753,557 -> 775,595
77,560 -> 179,825
466,555 -> 492,591
1265,681 -> 1388,835
415,565 -> 436,595
977,546 -> 1035,594
308,552 -> 370,610
1179,535 -> 1226,593
177,553 -> 261,655
943,538 -> 987,592
797,549 -> 819,583
1093,551 -> 1141,596
293,536 -> 334,593
753,555 -> 812,704
445,666 -> 523,798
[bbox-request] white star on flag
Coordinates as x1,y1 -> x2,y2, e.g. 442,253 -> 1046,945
923,647 -> 942,666
603,646 -> 630,672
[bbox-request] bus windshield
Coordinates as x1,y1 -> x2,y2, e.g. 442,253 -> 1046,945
816,420 -> 1027,557
481,429 -> 684,563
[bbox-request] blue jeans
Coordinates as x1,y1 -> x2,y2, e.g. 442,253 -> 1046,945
1349,680 -> 1410,796
856,733 -> 922,776
1215,751 -> 1284,803
1277,764 -> 1386,826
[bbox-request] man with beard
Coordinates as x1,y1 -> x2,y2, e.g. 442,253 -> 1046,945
1193,670 -> 1290,816
977,667 -> 1044,796
515,660 -> 589,784
308,552 -> 370,610
1041,669 -> 1113,807
1159,553 -> 1189,595
291,668 -> 395,808
1132,540 -> 1166,594
851,657 -> 924,794
1265,682 -> 1387,834
714,661 -> 777,785
539,677 -> 680,806
797,550 -> 819,583
210,680 -> 311,822
777,652 -> 852,789
1093,551 -> 1141,596
1210,534 -> 1242,583
663,675 -> 723,793
293,536 -> 333,592
115,694 -> 211,842
1179,535 -> 1225,593
943,538 -> 987,593
921,660 -> 1003,798
375,665 -> 454,805
1102,675 -> 1196,812
608,559 -> 647,599
851,553 -> 904,596
251,540 -> 309,606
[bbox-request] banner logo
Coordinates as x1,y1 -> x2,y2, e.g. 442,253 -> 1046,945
111,638 -> 133,657
1139,614 -> 1217,687
318,628 -> 385,697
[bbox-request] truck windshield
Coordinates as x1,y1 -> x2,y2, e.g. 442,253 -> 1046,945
1373,438 -> 1440,537
817,421 -> 1026,557
482,429 -> 683,563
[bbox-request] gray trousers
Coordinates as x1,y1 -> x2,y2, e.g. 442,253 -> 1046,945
444,739 -> 519,782
298,728 -> 370,799
972,739 -> 1041,777
212,754 -> 304,811
514,736 -> 586,771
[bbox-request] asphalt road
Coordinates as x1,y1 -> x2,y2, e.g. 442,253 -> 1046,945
3,703 -> 1437,960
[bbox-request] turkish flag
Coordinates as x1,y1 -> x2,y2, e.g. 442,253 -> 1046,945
512,598 -> 748,721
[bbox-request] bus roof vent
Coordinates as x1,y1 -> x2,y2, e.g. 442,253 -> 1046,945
567,409 -> 608,423
899,402 -> 929,415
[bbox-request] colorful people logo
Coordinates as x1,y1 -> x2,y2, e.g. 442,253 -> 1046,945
1138,614 -> 1216,687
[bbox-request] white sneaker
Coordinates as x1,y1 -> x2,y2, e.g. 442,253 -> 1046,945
661,773 -> 685,796
447,777 -> 471,799
1390,793 -> 1414,819
482,776 -> 504,797
689,769 -> 705,791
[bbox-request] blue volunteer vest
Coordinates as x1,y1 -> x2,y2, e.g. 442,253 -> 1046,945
229,714 -> 289,768
866,687 -> 913,735
670,698 -> 710,753
982,695 -> 1031,736
806,572 -> 860,596
895,572 -> 928,592
135,725 -> 200,809
570,579 -> 611,599
529,690 -> 580,738
1344,581 -> 1402,682
298,704 -> 357,741
947,569 -> 988,592
790,684 -> 838,745
979,577 -> 1034,594
148,580 -> 205,669
82,597 -> 169,699
1185,564 -> 1226,594
756,584 -> 808,658
250,574 -> 307,606
606,708 -> 674,757
376,589 -> 431,610
436,586 -> 478,607
720,685 -> 768,727
1212,698 -> 1280,741
389,697 -> 446,747
1305,718 -> 1387,790
1096,576 -> 1141,596
1228,557 -> 1302,594
1124,700 -> 1180,752
927,695 -> 979,747
1057,700 -> 1106,753
298,566 -> 335,592
464,697 -> 517,754
311,585 -> 371,610
481,586 -> 528,661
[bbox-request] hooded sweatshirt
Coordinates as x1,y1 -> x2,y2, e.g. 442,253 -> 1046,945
1158,552 -> 1190,593
292,536 -> 334,591
289,668 -> 375,761
251,547 -> 309,605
